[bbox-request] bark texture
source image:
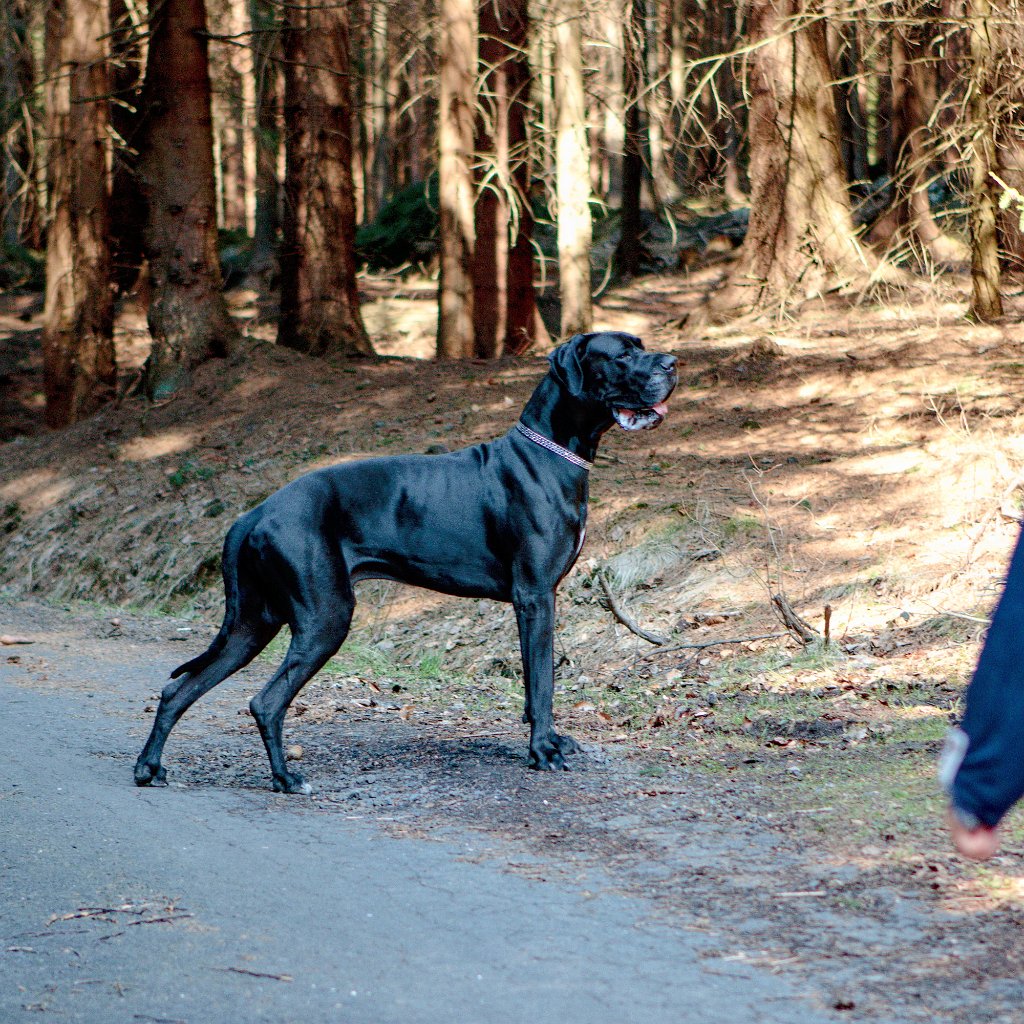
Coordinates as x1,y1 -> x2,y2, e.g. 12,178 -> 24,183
712,0 -> 891,319
248,0 -> 279,282
108,0 -> 148,295
42,0 -> 115,427
139,0 -> 238,399
553,0 -> 592,337
968,0 -> 1003,320
880,21 -> 966,263
614,0 -> 645,279
473,0 -> 536,357
279,0 -> 372,356
436,0 -> 476,358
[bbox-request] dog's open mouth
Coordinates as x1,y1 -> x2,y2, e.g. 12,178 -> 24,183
613,402 -> 668,431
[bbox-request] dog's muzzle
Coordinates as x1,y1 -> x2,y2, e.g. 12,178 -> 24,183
612,403 -> 669,431
612,357 -> 676,431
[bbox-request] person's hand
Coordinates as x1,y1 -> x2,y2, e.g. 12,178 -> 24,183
947,807 -> 1001,860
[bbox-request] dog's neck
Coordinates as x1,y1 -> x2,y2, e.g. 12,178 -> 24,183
518,375 -> 613,464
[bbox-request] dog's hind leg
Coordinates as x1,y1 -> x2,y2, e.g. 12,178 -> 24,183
249,577 -> 355,795
135,619 -> 280,787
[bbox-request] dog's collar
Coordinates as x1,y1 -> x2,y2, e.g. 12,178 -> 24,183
515,422 -> 593,471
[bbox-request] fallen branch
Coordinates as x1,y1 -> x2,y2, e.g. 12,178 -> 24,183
771,593 -> 819,645
598,573 -> 669,646
640,632 -> 788,659
47,908 -> 118,925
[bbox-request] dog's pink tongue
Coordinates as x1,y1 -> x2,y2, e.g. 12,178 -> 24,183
653,402 -> 668,417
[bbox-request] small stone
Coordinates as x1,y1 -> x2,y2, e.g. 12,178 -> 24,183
286,744 -> 303,762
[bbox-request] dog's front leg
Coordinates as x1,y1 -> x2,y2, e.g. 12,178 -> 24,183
514,591 -> 579,770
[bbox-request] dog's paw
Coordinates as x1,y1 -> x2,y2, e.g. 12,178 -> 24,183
272,771 -> 314,795
529,748 -> 567,771
528,733 -> 578,771
134,761 -> 167,787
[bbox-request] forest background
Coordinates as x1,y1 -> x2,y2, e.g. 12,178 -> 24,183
5,0 -> 1024,419
4,2 -> 1024,1015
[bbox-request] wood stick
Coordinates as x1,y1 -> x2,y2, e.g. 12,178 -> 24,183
219,967 -> 293,982
771,593 -> 819,644
598,573 -> 669,646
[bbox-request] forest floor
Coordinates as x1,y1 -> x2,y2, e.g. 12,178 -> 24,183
3,260 -> 1024,1020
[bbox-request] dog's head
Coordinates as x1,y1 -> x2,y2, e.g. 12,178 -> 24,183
548,332 -> 677,431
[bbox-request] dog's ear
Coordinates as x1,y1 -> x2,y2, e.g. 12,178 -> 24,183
548,334 -> 590,397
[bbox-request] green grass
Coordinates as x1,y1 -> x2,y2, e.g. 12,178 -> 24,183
721,514 -> 761,539
168,460 -> 217,488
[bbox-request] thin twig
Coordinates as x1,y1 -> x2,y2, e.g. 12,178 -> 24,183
640,632 -> 789,659
218,967 -> 293,982
598,573 -> 669,646
923,605 -> 992,625
126,914 -> 193,926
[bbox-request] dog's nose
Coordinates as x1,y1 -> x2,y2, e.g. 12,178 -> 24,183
659,355 -> 677,374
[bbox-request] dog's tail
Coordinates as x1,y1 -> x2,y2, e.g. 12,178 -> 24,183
169,512 -> 255,679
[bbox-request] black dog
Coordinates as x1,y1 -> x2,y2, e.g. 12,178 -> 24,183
135,332 -> 676,793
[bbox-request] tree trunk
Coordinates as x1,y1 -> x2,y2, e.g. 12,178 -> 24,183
714,0 -> 745,206
473,0 -> 536,357
535,11 -> 556,185
248,0 -> 280,282
553,0 -> 592,337
41,0 -> 115,427
968,0 -> 1002,321
404,31 -> 429,185
365,0 -> 393,222
600,8 -> 624,204
473,1 -> 509,358
503,0 -> 538,356
278,0 -> 372,356
615,0 -> 644,279
214,0 -> 250,234
832,20 -> 868,186
108,0 -> 147,295
667,0 -> 692,190
232,0 -> 257,237
2,1 -> 29,249
645,0 -> 676,203
881,22 -> 966,263
711,0 -> 893,319
139,0 -> 239,399
436,0 -> 477,358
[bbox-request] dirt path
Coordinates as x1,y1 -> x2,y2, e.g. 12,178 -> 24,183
2,600 -> 1021,1023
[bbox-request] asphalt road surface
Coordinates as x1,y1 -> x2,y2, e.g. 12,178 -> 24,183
0,614 -> 841,1024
